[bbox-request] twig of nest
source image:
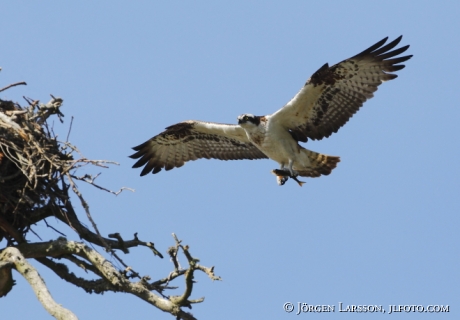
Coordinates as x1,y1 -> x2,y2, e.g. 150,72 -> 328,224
0,92 -> 120,245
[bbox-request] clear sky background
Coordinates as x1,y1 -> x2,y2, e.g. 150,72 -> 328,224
1,1 -> 459,319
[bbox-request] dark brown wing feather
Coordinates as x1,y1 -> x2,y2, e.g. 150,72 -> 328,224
130,121 -> 267,176
272,36 -> 412,142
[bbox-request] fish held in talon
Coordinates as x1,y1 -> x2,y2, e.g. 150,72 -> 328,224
271,169 -> 306,187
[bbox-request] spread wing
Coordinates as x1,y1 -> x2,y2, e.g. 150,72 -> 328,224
130,120 -> 268,175
270,36 -> 412,142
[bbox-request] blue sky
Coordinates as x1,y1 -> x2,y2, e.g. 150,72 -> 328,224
1,1 -> 459,319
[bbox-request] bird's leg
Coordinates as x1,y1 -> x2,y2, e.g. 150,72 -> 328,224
287,159 -> 297,177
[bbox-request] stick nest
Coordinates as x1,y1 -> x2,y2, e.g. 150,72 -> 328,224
0,95 -> 76,244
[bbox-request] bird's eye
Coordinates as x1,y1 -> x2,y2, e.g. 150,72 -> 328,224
244,116 -> 248,121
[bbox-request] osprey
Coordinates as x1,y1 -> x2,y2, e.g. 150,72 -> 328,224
130,36 -> 412,186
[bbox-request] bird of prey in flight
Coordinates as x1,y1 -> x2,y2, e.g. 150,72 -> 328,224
130,36 -> 412,186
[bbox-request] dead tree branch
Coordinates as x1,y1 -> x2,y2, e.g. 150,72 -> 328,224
14,237 -> 218,319
0,81 -> 27,93
0,75 -> 220,319
0,247 -> 77,320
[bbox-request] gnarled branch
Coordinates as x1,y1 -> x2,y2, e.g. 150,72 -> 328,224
0,247 -> 77,320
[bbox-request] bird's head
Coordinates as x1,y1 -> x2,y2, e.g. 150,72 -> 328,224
237,114 -> 260,128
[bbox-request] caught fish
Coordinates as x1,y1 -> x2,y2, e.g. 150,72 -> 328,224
271,169 -> 306,187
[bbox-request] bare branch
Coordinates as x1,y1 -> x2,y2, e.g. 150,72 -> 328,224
65,172 -> 108,250
36,257 -> 115,294
0,81 -> 27,93
196,265 -> 221,281
151,269 -> 187,287
16,238 -> 185,317
168,234 -> 221,311
70,173 -> 134,195
54,200 -> 160,255
0,247 -> 77,320
66,116 -> 73,142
